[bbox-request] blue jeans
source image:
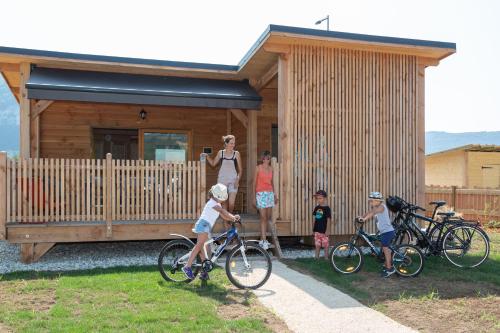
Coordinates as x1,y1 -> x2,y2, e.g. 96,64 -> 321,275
192,219 -> 211,234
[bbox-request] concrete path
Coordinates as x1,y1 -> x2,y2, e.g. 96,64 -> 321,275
253,261 -> 416,333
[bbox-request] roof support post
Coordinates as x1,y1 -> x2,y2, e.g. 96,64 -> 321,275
277,53 -> 292,222
19,63 -> 31,159
416,62 -> 426,207
246,110 -> 258,214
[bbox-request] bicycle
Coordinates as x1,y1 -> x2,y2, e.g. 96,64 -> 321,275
158,218 -> 272,289
387,196 -> 490,268
330,218 -> 425,277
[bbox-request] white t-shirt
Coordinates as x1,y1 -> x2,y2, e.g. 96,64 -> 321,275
199,198 -> 222,227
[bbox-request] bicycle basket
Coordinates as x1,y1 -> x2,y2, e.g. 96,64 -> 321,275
386,196 -> 404,212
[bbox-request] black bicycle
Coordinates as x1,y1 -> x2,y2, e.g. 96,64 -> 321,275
330,218 -> 425,277
388,196 -> 490,268
158,218 -> 272,289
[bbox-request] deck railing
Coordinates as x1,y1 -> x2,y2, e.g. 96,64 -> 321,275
0,152 -> 207,237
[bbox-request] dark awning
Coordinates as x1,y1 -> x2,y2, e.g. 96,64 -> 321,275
26,67 -> 261,110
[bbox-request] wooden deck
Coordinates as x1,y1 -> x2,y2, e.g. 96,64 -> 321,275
6,214 -> 291,244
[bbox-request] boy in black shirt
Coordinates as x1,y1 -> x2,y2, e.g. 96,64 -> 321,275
312,190 -> 332,259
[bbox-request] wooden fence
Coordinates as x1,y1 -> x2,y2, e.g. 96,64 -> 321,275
425,186 -> 500,223
0,153 -> 207,228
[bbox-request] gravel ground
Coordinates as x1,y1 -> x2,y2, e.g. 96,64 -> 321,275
0,240 -> 375,274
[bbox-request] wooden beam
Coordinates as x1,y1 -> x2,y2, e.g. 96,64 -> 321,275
254,62 -> 278,91
33,243 -> 55,262
0,152 -> 6,240
19,63 -> 31,159
263,43 -> 291,55
32,100 -> 54,118
229,109 -> 248,128
277,54 -> 291,221
419,57 -> 440,67
0,63 -> 20,72
105,153 -> 113,238
20,243 -> 34,263
246,110 -> 258,213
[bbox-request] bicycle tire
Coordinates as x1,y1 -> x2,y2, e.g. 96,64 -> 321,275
442,225 -> 490,268
392,244 -> 424,277
330,242 -> 364,274
158,239 -> 201,283
395,229 -> 413,245
225,242 -> 272,289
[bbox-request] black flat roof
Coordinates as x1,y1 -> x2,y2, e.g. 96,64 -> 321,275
0,24 -> 456,72
27,67 -> 262,109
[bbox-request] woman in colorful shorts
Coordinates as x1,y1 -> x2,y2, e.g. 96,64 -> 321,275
252,151 -> 278,249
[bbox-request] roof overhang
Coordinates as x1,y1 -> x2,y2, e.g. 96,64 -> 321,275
26,67 -> 262,110
427,144 -> 500,157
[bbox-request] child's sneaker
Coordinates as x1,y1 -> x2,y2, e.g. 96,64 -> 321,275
259,240 -> 270,250
381,266 -> 396,278
200,271 -> 210,281
182,266 -> 194,279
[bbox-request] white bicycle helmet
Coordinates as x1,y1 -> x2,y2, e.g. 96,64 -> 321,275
368,191 -> 384,200
210,183 -> 228,201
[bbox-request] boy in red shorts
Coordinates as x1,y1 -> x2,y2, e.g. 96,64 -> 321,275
312,190 -> 332,259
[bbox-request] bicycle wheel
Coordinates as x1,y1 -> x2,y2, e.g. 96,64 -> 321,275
392,244 -> 424,277
225,242 -> 272,289
442,225 -> 490,268
158,239 -> 201,283
395,229 -> 412,245
330,242 -> 363,274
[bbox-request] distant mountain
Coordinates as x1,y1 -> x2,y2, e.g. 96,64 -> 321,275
0,76 -> 19,156
426,131 -> 500,154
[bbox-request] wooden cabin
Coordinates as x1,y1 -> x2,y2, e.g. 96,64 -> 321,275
0,25 -> 455,262
426,145 -> 500,188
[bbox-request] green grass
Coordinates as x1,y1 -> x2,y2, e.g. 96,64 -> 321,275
0,266 -> 273,333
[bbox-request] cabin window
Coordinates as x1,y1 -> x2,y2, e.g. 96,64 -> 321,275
92,129 -> 138,160
140,130 -> 191,162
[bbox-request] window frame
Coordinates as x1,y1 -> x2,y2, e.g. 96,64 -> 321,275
138,129 -> 192,162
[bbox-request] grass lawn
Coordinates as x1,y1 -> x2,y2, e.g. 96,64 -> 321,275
284,230 -> 500,333
0,266 -> 288,333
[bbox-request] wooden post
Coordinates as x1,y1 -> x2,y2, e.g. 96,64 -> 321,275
200,155 -> 207,212
451,185 -> 457,210
0,152 -> 7,240
226,110 -> 232,134
246,110 -> 258,213
270,157 -> 283,258
416,62 -> 426,207
105,153 -> 113,238
19,63 -> 31,159
278,54 -> 292,221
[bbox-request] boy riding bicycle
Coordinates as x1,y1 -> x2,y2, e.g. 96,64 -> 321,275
358,192 -> 396,278
183,183 -> 240,280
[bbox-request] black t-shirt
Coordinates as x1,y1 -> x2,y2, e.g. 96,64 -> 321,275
312,205 -> 331,233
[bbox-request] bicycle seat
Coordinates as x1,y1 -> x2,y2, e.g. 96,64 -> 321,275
429,200 -> 447,208
437,211 -> 455,217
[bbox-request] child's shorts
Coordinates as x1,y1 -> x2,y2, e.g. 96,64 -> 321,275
256,191 -> 275,209
192,219 -> 211,234
379,230 -> 395,247
314,232 -> 329,248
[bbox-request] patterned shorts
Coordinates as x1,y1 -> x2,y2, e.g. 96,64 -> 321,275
256,192 -> 275,209
314,232 -> 329,248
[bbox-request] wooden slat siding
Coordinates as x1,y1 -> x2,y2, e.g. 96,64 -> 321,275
156,161 -> 160,220
287,46 -> 419,235
0,152 -> 6,239
7,159 -> 12,223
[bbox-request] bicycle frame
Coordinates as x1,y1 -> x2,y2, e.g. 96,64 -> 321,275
174,223 -> 250,270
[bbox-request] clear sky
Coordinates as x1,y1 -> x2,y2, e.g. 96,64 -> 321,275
0,0 -> 498,132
